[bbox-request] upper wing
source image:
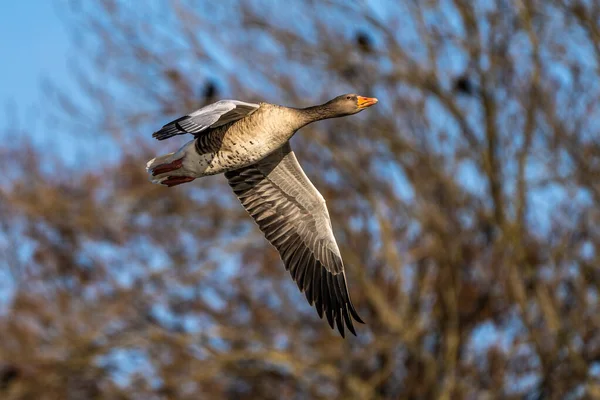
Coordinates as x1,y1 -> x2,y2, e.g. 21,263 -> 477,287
153,100 -> 259,141
225,142 -> 364,337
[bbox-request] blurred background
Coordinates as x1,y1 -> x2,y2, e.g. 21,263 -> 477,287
1,0 -> 599,399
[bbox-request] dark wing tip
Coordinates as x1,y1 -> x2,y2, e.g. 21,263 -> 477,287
307,268 -> 363,338
152,116 -> 191,140
348,304 -> 365,325
152,125 -> 183,141
285,247 -> 364,337
341,302 -> 357,336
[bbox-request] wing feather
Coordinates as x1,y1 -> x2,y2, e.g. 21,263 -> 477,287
225,142 -> 363,337
153,100 -> 259,140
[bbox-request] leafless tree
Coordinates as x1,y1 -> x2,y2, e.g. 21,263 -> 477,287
1,0 -> 600,398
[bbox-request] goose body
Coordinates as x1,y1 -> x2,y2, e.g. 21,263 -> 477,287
146,94 -> 378,336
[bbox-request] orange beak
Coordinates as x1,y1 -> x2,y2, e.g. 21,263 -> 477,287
357,96 -> 378,109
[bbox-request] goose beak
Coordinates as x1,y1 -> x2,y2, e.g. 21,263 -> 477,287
357,96 -> 378,109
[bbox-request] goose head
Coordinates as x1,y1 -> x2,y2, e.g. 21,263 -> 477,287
325,93 -> 378,116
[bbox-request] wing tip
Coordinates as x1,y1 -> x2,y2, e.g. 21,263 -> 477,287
152,115 -> 192,140
152,127 -> 182,141
324,306 -> 362,338
348,302 -> 365,325
320,271 -> 365,338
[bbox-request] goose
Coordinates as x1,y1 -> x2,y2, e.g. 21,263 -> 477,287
146,94 -> 378,337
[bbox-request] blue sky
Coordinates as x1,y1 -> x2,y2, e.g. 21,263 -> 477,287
0,2 -> 71,124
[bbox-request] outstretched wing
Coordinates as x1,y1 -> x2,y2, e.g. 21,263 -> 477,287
153,100 -> 259,141
225,142 -> 364,337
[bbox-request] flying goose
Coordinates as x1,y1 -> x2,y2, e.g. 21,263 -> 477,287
146,94 -> 378,337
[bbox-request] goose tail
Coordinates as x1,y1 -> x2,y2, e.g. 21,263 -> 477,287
146,151 -> 195,187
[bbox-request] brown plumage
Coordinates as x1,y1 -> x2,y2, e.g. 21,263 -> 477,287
146,94 -> 378,336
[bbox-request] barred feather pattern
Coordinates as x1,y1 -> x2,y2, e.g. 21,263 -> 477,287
225,142 -> 364,337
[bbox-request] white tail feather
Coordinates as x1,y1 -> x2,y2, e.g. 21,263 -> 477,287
146,152 -> 176,172
146,139 -> 212,186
